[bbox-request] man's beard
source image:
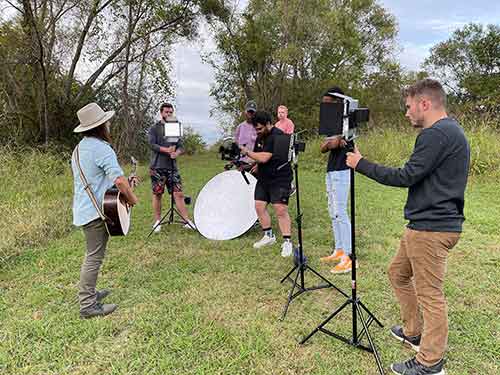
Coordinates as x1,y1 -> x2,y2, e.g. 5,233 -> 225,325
257,131 -> 269,141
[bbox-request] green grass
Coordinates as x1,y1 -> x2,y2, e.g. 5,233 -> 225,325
0,146 -> 73,263
0,142 -> 499,374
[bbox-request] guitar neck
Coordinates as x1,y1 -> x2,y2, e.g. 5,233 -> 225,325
128,160 -> 138,189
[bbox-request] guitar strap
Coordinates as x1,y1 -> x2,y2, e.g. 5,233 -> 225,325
72,144 -> 109,223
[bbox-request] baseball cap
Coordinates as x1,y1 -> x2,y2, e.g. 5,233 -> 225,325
245,100 -> 257,113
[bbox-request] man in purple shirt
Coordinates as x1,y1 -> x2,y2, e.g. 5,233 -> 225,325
234,100 -> 258,165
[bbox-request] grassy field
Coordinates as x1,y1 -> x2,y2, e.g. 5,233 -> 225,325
0,138 -> 499,374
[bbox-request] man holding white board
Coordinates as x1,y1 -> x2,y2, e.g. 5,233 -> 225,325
148,103 -> 194,232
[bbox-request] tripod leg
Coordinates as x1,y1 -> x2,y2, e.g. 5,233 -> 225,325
358,300 -> 384,328
280,264 -> 298,283
159,207 -> 174,225
147,226 -> 156,238
281,267 -> 302,321
173,207 -> 189,224
306,266 -> 349,298
147,207 -> 172,237
300,299 -> 350,344
356,303 -> 385,375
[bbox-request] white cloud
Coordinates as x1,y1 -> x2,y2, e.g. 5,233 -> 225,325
397,42 -> 433,71
424,19 -> 468,33
170,25 -> 222,144
179,79 -> 211,92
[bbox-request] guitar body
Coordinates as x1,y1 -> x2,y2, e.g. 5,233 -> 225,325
103,187 -> 131,236
102,157 -> 138,236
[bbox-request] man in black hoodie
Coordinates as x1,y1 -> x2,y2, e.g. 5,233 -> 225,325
346,79 -> 470,375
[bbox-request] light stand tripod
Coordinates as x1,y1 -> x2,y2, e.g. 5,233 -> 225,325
280,141 -> 348,321
147,118 -> 195,238
299,142 -> 385,375
147,167 -> 195,237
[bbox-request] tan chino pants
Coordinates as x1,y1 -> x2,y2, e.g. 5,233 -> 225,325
388,228 -> 460,366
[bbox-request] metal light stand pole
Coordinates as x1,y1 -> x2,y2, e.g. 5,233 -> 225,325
299,141 -> 385,375
280,141 -> 348,321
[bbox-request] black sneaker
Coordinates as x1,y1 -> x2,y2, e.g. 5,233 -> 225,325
80,303 -> 117,319
391,357 -> 445,375
96,289 -> 110,302
391,325 -> 421,352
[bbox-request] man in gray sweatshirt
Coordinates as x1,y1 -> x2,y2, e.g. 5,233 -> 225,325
347,79 -> 470,375
149,103 -> 195,232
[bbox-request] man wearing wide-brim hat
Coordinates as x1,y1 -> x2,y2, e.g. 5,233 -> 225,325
71,102 -> 138,319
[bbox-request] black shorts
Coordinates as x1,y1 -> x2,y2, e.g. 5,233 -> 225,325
254,180 -> 291,205
150,168 -> 183,195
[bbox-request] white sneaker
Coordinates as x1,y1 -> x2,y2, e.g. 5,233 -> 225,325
153,220 -> 161,233
253,234 -> 276,249
281,241 -> 293,257
183,220 -> 196,230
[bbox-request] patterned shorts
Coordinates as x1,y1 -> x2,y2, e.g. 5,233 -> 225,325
150,168 -> 183,195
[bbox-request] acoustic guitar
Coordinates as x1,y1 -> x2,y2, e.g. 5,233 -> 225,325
102,157 -> 138,236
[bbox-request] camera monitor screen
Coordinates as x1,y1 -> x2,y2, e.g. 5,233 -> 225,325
319,102 -> 343,136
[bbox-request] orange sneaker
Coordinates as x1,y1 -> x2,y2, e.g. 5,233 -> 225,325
320,249 -> 345,263
331,256 -> 352,274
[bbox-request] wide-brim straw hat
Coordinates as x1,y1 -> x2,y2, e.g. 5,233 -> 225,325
73,102 -> 115,133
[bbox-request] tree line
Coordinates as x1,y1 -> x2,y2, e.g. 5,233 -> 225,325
1,0 -> 498,155
0,0 -> 228,155
207,0 -> 499,134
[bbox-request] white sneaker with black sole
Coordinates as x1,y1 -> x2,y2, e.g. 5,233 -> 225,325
253,234 -> 276,249
281,241 -> 293,257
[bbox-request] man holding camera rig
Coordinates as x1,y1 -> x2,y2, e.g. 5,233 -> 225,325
149,103 -> 195,232
346,79 -> 470,375
239,111 -> 294,257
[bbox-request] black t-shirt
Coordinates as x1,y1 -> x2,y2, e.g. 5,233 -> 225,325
327,145 -> 349,172
254,127 -> 293,183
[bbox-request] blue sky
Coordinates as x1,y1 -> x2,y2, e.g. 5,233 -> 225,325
381,1 -> 500,70
173,1 -> 500,144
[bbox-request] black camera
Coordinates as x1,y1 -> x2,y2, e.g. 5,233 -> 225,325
218,138 -> 240,161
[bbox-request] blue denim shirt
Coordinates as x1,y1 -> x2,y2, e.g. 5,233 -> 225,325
71,137 -> 124,226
